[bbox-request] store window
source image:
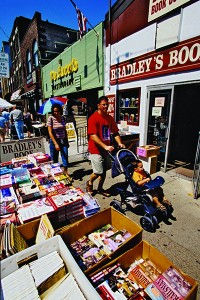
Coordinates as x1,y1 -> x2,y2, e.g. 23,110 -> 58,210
117,88 -> 141,126
26,50 -> 32,75
33,40 -> 39,67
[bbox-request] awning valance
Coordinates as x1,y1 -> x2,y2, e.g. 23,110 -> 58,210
10,89 -> 21,101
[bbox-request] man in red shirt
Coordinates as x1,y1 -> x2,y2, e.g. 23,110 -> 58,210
86,96 -> 125,196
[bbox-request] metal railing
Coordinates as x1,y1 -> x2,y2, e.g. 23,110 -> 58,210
76,126 -> 88,159
193,132 -> 200,199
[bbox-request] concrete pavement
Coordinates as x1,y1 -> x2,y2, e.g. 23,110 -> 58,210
45,137 -> 200,298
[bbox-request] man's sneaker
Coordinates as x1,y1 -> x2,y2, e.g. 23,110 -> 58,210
86,181 -> 93,195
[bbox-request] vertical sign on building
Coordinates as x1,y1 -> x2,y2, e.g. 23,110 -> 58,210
0,52 -> 9,78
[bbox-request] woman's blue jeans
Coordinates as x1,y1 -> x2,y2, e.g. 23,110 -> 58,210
14,120 -> 24,139
49,139 -> 68,168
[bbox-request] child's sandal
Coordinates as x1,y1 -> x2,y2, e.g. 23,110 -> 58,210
157,203 -> 167,211
162,199 -> 172,206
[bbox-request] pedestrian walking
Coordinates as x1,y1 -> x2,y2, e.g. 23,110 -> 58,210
86,96 -> 125,196
2,108 -> 10,137
0,112 -> 8,142
9,105 -> 24,139
23,109 -> 33,138
47,103 -> 72,182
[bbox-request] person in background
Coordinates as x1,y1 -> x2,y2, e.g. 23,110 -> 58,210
86,96 -> 125,197
0,112 -> 8,142
47,103 -> 72,182
23,109 -> 33,138
132,159 -> 172,211
2,108 -> 10,137
9,105 -> 24,139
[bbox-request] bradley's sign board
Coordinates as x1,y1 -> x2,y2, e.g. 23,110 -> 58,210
0,137 -> 45,162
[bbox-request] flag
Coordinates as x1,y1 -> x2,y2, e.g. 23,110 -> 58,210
76,6 -> 87,38
69,0 -> 87,39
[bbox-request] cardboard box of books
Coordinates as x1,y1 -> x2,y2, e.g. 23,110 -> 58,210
89,240 -> 198,300
137,145 -> 160,158
1,235 -> 101,299
60,207 -> 143,275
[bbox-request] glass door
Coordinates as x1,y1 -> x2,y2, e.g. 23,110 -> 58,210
147,88 -> 173,172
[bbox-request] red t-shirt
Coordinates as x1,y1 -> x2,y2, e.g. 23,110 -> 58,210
88,111 -> 119,154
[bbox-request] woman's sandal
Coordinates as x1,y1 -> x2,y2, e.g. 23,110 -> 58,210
65,174 -> 73,182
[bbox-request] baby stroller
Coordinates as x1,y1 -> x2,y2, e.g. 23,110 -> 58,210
109,149 -> 173,232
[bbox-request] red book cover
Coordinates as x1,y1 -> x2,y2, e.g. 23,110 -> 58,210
153,275 -> 184,300
128,265 -> 152,288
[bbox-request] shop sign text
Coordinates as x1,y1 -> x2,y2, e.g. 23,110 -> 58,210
148,0 -> 190,22
110,37 -> 200,85
0,137 -> 45,162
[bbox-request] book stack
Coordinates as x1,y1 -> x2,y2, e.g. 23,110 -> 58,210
90,262 -> 143,299
0,187 -> 19,215
0,173 -> 14,189
1,264 -> 40,300
82,193 -> 100,217
89,257 -> 193,300
28,152 -> 51,165
17,198 -> 56,224
70,224 -> 132,271
1,222 -> 28,259
1,250 -> 86,299
145,266 -> 192,300
48,187 -> 85,222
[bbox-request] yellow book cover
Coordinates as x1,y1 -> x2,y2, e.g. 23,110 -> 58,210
35,214 -> 55,244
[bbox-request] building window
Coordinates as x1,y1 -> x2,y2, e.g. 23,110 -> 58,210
26,50 -> 32,74
33,40 -> 39,67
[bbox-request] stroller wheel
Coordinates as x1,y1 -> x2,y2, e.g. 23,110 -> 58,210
140,216 -> 156,232
110,200 -> 125,214
152,215 -> 158,228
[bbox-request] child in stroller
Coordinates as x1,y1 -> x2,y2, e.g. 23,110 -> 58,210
109,148 -> 174,232
132,159 -> 172,212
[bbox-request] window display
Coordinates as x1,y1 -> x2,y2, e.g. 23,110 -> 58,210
118,88 -> 140,126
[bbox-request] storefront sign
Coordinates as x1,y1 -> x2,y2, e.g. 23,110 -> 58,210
50,58 -> 78,81
110,36 -> 200,85
0,137 -> 45,162
148,0 -> 191,22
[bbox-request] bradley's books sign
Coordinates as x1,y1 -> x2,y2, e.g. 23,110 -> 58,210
110,36 -> 200,85
0,137 -> 45,162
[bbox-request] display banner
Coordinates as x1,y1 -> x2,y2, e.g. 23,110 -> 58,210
107,95 -> 116,119
148,0 -> 191,22
110,36 -> 200,85
0,137 -> 45,162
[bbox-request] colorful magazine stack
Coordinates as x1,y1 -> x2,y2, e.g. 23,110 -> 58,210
70,224 -> 132,271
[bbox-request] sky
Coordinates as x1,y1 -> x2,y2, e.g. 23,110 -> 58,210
0,0 -> 116,45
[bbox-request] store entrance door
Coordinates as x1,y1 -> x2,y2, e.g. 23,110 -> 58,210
147,83 -> 200,173
147,88 -> 173,172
